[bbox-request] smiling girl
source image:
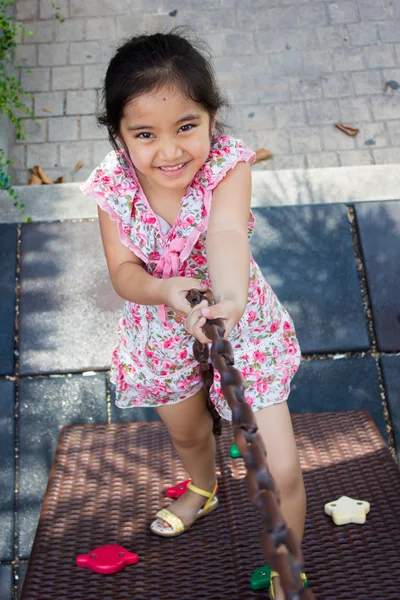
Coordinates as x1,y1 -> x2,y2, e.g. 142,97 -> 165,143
81,31 -> 305,599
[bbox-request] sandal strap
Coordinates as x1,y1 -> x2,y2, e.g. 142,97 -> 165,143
269,570 -> 307,598
155,508 -> 185,533
187,481 -> 218,511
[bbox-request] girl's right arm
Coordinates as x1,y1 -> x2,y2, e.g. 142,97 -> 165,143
98,208 -> 207,314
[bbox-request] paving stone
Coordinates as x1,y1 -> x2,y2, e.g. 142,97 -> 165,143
269,52 -> 303,78
20,67 -> 50,93
355,201 -> 400,351
357,121 -> 391,148
352,70 -> 384,95
306,99 -> 340,125
19,221 -> 123,375
339,149 -> 374,166
347,22 -> 378,46
289,356 -> 387,441
52,66 -> 82,91
15,119 -> 46,144
364,44 -> 396,68
289,76 -> 322,101
110,384 -> 161,423
15,44 -> 38,67
372,147 -> 400,164
302,50 -> 334,75
275,103 -> 306,128
0,381 -> 15,561
0,225 -> 17,375
0,565 -> 13,600
16,0 -> 39,20
23,20 -> 54,44
316,25 -> 351,49
40,0 -> 69,20
80,115 -> 108,140
54,19 -> 85,43
69,41 -> 102,65
338,96 -> 373,123
332,47 -> 365,71
251,204 -> 370,354
379,20 -> 400,43
34,91 -> 64,118
380,356 -> 400,463
17,374 -> 108,558
48,117 -> 79,142
66,90 -> 97,115
326,0 -> 360,25
38,43 -> 68,66
306,151 -> 340,168
17,562 -> 29,599
26,143 -> 59,170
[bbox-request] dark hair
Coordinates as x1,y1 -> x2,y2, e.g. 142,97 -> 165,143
98,29 -> 229,151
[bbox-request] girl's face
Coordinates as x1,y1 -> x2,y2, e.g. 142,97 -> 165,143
119,85 -> 213,195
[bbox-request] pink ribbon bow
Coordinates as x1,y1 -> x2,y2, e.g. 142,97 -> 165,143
154,237 -> 186,323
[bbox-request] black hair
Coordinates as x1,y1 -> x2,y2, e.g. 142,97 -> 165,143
98,29 -> 229,151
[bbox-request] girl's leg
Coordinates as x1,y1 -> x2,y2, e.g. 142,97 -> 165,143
153,386 -> 217,531
254,402 -> 306,600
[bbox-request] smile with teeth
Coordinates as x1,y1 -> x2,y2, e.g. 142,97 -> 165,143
158,162 -> 186,171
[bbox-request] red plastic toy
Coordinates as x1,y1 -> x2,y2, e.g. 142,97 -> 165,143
165,479 -> 219,499
76,544 -> 139,574
165,479 -> 191,498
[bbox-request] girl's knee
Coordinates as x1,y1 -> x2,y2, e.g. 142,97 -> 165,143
169,415 -> 213,449
272,458 -> 304,497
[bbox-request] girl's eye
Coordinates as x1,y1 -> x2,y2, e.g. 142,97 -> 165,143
136,132 -> 154,139
179,124 -> 195,133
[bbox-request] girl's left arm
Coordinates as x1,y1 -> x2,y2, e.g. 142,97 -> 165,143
185,161 -> 252,343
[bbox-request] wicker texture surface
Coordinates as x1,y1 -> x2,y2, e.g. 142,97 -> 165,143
21,410 -> 400,600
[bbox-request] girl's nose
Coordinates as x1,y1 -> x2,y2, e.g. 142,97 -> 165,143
158,139 -> 184,162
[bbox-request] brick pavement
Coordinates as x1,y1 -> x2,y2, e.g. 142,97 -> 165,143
10,0 -> 400,184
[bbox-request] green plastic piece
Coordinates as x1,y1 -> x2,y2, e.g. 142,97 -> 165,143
250,565 -> 308,592
250,565 -> 272,591
229,443 -> 242,459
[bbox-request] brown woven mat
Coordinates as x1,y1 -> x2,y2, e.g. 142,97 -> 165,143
21,410 -> 400,600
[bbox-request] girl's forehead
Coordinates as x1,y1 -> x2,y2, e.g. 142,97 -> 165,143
124,86 -> 208,122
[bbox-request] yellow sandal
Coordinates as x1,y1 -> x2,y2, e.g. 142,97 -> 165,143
150,482 -> 218,538
270,570 -> 308,599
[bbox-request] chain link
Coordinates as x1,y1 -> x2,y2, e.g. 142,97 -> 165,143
187,289 -> 316,600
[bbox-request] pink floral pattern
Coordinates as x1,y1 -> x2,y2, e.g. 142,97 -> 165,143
81,135 -> 301,420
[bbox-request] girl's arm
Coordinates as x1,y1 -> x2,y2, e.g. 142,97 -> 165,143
206,160 -> 252,315
97,207 -> 206,312
185,161 -> 251,343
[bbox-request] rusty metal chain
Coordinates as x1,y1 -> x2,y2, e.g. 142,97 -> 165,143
187,289 -> 315,600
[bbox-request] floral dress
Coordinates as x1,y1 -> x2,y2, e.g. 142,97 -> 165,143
81,135 -> 301,421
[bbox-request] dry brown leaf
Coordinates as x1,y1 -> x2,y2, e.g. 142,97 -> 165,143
54,176 -> 66,184
29,165 -> 40,176
28,174 -> 42,185
42,108 -> 53,113
254,148 -> 273,164
75,161 -> 84,173
335,123 -> 359,136
37,166 -> 52,184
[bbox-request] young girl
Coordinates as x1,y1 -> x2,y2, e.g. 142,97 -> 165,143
81,31 -> 305,599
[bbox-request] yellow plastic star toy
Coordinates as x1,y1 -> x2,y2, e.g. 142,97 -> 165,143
324,495 -> 370,525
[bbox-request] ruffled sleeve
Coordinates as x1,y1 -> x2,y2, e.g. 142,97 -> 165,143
205,136 -> 256,191
80,151 -> 148,263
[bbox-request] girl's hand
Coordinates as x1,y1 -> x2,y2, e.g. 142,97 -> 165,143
185,299 -> 242,344
161,277 -> 209,317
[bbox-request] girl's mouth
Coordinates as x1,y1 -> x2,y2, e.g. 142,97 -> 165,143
156,161 -> 189,177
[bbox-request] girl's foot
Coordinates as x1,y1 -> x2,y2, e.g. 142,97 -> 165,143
150,481 -> 217,535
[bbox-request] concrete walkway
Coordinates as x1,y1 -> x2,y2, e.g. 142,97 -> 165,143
11,0 -> 400,186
